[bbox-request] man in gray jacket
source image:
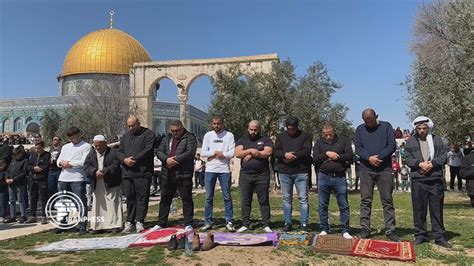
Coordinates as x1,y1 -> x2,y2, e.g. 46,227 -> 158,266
405,116 -> 451,248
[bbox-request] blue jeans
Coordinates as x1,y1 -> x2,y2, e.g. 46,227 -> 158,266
8,184 -> 27,218
48,170 -> 61,197
58,181 -> 87,230
318,172 -> 350,233
279,172 -> 309,225
204,172 -> 233,224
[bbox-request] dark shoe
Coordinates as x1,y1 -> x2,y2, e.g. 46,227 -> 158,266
301,224 -> 309,232
192,233 -> 201,251
177,235 -> 186,250
91,230 -> 105,234
78,228 -> 88,235
40,217 -> 48,225
202,233 -> 215,251
283,224 -> 292,232
413,238 -> 429,245
3,217 -> 16,224
25,217 -> 37,224
435,239 -> 452,248
386,232 -> 400,242
110,228 -> 122,233
167,234 -> 178,251
17,217 -> 27,224
357,230 -> 371,239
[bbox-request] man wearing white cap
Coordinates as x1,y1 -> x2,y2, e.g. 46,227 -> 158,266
405,116 -> 451,248
84,135 -> 123,233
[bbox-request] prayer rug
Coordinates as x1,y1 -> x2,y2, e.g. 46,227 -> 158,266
199,232 -> 279,246
351,239 -> 416,262
278,233 -> 314,247
35,234 -> 141,252
312,234 -> 355,255
129,226 -> 187,247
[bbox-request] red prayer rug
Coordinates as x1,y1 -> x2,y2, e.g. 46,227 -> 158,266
351,239 -> 416,262
129,226 -> 187,247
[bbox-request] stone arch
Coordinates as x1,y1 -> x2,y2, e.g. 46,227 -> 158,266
3,118 -> 13,133
130,54 -> 278,128
25,117 -> 33,124
14,117 -> 23,132
25,122 -> 40,134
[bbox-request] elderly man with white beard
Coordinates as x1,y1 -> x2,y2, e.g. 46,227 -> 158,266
405,116 -> 451,248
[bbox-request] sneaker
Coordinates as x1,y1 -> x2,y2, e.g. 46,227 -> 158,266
263,226 -> 273,233
167,234 -> 178,251
202,233 -> 215,251
177,235 -> 186,250
185,225 -> 193,232
25,217 -> 37,224
0,217 -> 4,223
17,216 -> 27,224
342,232 -> 353,239
237,226 -> 248,233
136,221 -> 145,233
319,231 -> 328,236
192,232 -> 201,251
386,232 -> 400,242
357,229 -> 371,239
40,217 -> 48,225
413,237 -> 429,245
3,217 -> 16,224
435,239 -> 452,248
301,224 -> 309,232
78,228 -> 87,235
200,224 -> 212,231
122,222 -> 135,234
226,222 -> 236,232
283,223 -> 292,232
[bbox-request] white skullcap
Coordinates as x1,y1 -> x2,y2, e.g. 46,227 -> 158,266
412,116 -> 434,129
93,135 -> 106,142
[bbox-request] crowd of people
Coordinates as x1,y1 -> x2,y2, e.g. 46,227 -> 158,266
0,109 -> 473,250
0,134 -> 41,146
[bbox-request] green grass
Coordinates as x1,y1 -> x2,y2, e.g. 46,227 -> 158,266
0,188 -> 473,265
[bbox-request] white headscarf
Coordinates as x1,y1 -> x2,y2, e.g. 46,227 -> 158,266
412,116 -> 435,160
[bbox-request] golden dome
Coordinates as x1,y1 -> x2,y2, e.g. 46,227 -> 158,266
62,28 -> 151,77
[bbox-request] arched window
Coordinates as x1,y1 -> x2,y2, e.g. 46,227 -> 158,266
25,117 -> 33,124
14,117 -> 23,132
3,118 -> 13,132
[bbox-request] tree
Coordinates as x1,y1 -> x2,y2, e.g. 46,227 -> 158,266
40,108 -> 63,146
405,0 -> 473,143
74,76 -> 130,141
209,60 -> 353,139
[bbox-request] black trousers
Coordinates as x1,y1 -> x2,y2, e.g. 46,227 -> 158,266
239,172 -> 270,227
411,179 -> 446,241
29,180 -> 48,217
122,177 -> 150,224
449,166 -> 462,190
359,170 -> 396,234
152,171 -> 161,190
158,175 -> 194,227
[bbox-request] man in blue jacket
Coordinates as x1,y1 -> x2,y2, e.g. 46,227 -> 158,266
355,109 -> 398,241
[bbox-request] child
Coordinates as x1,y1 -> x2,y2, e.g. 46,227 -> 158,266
4,147 -> 29,224
0,159 -> 9,222
400,163 -> 410,192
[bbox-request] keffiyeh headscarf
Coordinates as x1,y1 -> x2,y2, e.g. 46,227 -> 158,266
412,116 -> 435,160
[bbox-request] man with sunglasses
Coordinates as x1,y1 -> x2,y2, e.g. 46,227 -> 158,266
156,120 -> 197,230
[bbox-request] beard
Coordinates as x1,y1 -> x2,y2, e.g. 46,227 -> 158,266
248,133 -> 260,141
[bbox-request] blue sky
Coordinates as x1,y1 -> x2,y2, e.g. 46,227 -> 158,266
0,0 -> 422,129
